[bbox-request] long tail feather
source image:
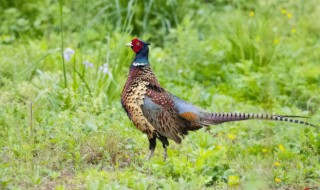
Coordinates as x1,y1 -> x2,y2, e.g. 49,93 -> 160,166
201,113 -> 318,128
277,115 -> 309,118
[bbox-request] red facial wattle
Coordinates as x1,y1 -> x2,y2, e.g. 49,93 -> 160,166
131,38 -> 144,53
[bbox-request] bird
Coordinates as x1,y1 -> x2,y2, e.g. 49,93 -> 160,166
121,38 -> 318,160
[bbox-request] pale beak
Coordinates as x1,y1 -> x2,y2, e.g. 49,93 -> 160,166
126,42 -> 133,47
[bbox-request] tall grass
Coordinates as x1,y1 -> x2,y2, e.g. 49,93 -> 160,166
59,0 -> 68,90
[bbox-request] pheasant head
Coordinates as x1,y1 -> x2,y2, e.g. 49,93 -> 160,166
126,38 -> 150,66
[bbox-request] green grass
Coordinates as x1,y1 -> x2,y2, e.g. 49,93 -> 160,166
0,0 -> 319,189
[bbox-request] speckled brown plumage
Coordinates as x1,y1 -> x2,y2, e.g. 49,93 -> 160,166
121,66 -> 192,143
121,66 -> 158,138
121,38 -> 318,160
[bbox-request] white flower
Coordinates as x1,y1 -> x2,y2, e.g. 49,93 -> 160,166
99,63 -> 114,80
82,60 -> 94,68
99,64 -> 110,74
63,48 -> 75,62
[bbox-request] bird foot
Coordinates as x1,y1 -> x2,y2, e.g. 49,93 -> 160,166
148,149 -> 155,160
163,147 -> 167,161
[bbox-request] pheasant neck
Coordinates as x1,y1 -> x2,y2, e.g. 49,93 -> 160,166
132,52 -> 149,67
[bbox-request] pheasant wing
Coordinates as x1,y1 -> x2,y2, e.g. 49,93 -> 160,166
141,89 -> 190,143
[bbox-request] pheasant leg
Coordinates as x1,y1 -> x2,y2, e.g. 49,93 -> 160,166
158,135 -> 169,161
148,148 -> 155,160
148,137 -> 156,160
163,147 -> 167,161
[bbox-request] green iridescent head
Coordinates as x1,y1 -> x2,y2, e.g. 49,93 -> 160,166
126,38 -> 151,66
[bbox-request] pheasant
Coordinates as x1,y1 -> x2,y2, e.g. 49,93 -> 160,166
121,38 -> 318,160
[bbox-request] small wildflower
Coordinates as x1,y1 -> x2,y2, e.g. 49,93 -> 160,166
228,176 -> 237,181
63,48 -> 75,62
275,178 -> 281,183
227,134 -> 236,140
216,145 -> 222,150
99,63 -> 111,76
249,10 -> 255,17
262,148 -> 268,153
274,162 -> 281,167
287,13 -> 292,19
228,175 -> 240,185
281,8 -> 286,14
291,28 -> 296,34
82,60 -> 94,68
273,38 -> 280,45
278,144 -> 285,152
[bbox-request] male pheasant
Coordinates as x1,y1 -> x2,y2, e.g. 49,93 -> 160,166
121,38 -> 317,160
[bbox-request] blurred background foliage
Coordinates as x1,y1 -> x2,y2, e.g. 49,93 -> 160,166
0,0 -> 319,189
1,0 -> 319,105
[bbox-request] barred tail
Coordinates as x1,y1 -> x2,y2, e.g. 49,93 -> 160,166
200,113 -> 318,128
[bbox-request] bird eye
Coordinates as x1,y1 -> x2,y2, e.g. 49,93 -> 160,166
136,42 -> 140,45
